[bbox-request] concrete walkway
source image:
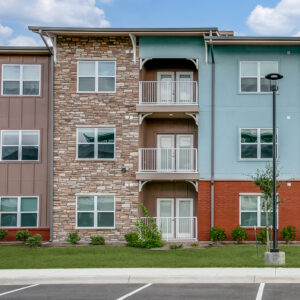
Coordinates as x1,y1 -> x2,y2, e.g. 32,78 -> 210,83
1,268 -> 300,284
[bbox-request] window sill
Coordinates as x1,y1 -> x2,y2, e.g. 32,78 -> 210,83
76,227 -> 115,230
76,158 -> 115,161
238,159 -> 277,162
76,91 -> 116,94
0,160 -> 41,163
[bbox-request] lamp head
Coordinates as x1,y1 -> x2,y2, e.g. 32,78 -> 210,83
265,73 -> 283,91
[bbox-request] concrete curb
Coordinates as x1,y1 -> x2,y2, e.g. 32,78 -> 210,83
1,268 -> 300,284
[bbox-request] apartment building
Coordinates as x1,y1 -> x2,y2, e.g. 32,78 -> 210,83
0,46 -> 51,240
1,26 -> 300,243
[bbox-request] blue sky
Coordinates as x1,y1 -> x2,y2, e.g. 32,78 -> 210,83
0,0 -> 299,46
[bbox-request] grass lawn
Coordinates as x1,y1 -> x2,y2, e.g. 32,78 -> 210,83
0,245 -> 299,269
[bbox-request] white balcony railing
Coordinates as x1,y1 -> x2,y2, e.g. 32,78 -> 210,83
138,148 -> 197,173
139,81 -> 198,105
141,217 -> 197,241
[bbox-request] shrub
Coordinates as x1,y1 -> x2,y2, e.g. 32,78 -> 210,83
27,234 -> 42,248
67,231 -> 80,244
169,244 -> 183,250
16,230 -> 31,243
125,204 -> 163,249
0,230 -> 8,241
191,242 -> 198,247
231,225 -> 248,243
257,228 -> 271,244
280,225 -> 296,244
90,236 -> 105,245
209,226 -> 226,242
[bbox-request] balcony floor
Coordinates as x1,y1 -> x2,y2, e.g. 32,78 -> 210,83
136,172 -> 199,180
136,104 -> 199,113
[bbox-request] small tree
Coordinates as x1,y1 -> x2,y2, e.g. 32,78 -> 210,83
252,163 -> 283,251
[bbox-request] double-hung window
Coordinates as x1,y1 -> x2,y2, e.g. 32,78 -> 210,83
240,194 -> 276,227
240,128 -> 277,160
240,61 -> 278,93
2,64 -> 41,96
0,196 -> 38,227
77,127 -> 115,160
1,130 -> 39,161
76,195 -> 115,228
77,61 -> 116,92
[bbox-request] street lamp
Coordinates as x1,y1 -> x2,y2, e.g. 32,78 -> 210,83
265,73 -> 283,253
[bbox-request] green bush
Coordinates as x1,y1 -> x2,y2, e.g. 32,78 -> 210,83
191,242 -> 198,247
27,234 -> 42,248
16,230 -> 31,243
169,244 -> 183,250
280,225 -> 296,244
0,230 -> 8,241
125,204 -> 163,249
67,231 -> 80,244
90,236 -> 105,245
209,226 -> 226,242
257,228 -> 271,244
231,225 -> 248,243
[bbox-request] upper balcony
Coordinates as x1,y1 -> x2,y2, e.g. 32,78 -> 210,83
136,59 -> 199,115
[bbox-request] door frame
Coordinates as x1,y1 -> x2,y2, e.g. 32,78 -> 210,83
157,72 -> 175,103
157,198 -> 174,239
175,198 -> 193,239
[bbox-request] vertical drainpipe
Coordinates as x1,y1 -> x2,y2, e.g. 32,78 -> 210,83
210,34 -> 215,228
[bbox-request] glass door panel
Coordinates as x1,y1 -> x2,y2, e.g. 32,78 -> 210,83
157,135 -> 175,172
176,72 -> 193,103
157,198 -> 174,239
176,198 -> 193,239
176,135 -> 193,171
157,72 -> 174,103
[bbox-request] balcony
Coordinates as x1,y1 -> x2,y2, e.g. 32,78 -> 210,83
137,81 -> 199,113
136,148 -> 198,180
141,217 -> 198,241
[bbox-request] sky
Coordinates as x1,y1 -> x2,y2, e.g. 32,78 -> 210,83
0,0 -> 300,46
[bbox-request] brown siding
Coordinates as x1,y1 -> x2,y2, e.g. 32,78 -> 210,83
0,55 -> 51,228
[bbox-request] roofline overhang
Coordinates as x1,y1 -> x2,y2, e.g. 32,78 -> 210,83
0,46 -> 51,55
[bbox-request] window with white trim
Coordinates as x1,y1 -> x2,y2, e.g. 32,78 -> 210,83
1,130 -> 39,161
77,61 -> 116,92
2,64 -> 41,96
77,127 -> 115,160
240,61 -> 278,93
0,196 -> 38,227
76,195 -> 115,228
240,195 -> 276,227
240,128 -> 277,160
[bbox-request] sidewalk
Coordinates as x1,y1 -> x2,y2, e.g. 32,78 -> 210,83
1,268 -> 300,284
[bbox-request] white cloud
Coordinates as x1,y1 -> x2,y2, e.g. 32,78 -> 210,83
0,24 -> 13,37
247,0 -> 300,35
8,35 -> 41,46
0,0 -> 110,27
98,0 -> 113,3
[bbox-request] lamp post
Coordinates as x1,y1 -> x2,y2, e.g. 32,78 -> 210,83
265,73 -> 283,253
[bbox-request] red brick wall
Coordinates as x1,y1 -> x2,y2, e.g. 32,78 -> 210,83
198,180 -> 300,241
2,228 -> 50,241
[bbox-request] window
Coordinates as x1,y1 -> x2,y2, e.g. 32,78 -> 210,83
240,128 -> 277,160
240,195 -> 276,227
1,130 -> 39,161
76,195 -> 115,228
77,61 -> 116,92
2,65 -> 41,96
0,196 -> 38,227
77,127 -> 115,160
240,61 -> 278,93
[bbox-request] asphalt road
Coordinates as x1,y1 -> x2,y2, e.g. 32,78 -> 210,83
0,283 -> 299,299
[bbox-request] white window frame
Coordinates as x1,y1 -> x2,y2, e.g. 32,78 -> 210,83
0,196 -> 39,228
0,130 -> 40,162
77,61 -> 116,93
1,64 -> 41,96
76,127 -> 115,161
239,61 -> 278,94
239,193 -> 278,228
239,128 -> 278,161
76,194 -> 115,229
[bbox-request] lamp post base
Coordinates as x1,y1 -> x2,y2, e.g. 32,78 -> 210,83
264,251 -> 285,265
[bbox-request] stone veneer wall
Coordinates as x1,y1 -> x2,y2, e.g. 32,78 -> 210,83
53,36 -> 139,242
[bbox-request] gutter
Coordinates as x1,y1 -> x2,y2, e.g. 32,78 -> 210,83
209,33 -> 215,228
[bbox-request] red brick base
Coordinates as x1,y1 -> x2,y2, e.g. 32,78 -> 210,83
198,180 -> 300,241
1,228 -> 50,241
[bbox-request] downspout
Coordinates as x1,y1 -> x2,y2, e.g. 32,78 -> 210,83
39,30 -> 54,242
210,34 -> 215,228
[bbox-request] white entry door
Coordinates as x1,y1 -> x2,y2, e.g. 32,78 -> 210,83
157,72 -> 174,104
176,135 -> 194,171
176,72 -> 193,103
157,134 -> 175,171
176,198 -> 193,239
157,198 -> 174,239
